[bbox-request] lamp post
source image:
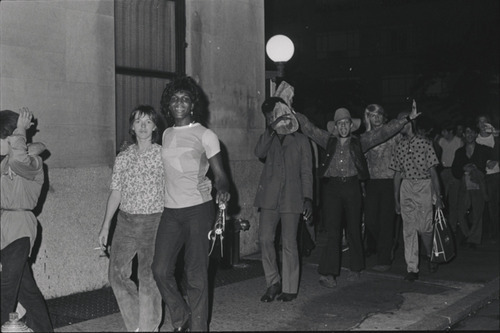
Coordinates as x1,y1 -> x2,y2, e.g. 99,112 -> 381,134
265,34 -> 294,96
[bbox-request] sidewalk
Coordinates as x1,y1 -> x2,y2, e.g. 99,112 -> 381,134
55,235 -> 499,331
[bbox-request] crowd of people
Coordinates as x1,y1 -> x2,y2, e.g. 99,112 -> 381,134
1,77 -> 498,332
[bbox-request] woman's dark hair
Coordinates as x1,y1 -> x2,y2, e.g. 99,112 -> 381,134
128,105 -> 161,144
160,76 -> 204,126
0,110 -> 19,139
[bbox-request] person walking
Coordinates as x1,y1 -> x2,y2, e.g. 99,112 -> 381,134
362,104 -> 401,272
254,84 -> 313,303
1,108 -> 53,332
152,76 -> 231,332
390,111 -> 443,282
98,105 -> 164,332
452,123 -> 494,248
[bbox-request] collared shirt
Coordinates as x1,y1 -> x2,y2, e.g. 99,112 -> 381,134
365,134 -> 400,179
111,144 -> 164,214
390,135 -> 439,179
324,138 -> 357,178
438,136 -> 463,167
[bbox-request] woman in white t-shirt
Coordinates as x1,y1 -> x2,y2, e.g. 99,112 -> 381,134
152,76 -> 230,332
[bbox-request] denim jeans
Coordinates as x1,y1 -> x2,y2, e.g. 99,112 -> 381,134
109,211 -> 162,332
1,237 -> 53,332
152,201 -> 214,332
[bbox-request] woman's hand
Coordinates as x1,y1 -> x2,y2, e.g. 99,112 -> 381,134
216,190 -> 231,206
98,225 -> 109,249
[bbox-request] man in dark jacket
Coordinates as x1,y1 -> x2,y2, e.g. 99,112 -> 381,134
295,104 -> 419,287
254,95 -> 313,303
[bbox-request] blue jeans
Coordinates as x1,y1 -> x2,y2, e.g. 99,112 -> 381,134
108,211 -> 162,332
1,237 -> 53,332
152,201 -> 214,332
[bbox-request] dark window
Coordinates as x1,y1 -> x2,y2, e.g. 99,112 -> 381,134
114,0 -> 185,149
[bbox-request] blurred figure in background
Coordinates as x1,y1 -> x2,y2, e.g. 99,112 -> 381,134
475,115 -> 499,243
437,122 -> 464,233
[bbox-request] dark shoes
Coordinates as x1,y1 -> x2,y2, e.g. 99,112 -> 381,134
404,272 -> 419,282
260,282 -> 282,302
277,293 -> 297,302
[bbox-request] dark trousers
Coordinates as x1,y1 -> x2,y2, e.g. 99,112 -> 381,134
318,177 -> 365,276
363,179 -> 396,265
1,237 -> 53,332
152,201 -> 214,332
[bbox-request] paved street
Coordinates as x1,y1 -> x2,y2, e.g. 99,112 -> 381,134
54,231 -> 499,332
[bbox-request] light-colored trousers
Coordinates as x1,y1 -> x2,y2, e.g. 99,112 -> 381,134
259,209 -> 300,294
400,179 -> 434,273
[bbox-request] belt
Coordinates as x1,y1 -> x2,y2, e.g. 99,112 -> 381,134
322,175 -> 358,183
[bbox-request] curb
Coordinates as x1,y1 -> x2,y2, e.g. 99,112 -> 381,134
407,277 -> 500,330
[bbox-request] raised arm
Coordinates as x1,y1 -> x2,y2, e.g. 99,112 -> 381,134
294,112 -> 330,149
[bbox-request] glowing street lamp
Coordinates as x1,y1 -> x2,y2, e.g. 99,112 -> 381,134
266,34 -> 295,79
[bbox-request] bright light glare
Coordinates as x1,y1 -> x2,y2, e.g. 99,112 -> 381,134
266,35 -> 295,62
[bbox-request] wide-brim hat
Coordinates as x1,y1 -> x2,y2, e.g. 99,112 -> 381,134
326,108 -> 361,135
272,101 -> 299,135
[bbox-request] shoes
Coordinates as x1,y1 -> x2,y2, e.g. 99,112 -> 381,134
260,281 -> 282,302
404,272 -> 419,282
173,318 -> 190,332
276,293 -> 297,302
372,264 -> 391,272
319,274 -> 337,288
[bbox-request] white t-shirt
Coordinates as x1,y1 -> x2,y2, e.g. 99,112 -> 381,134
438,136 -> 463,167
161,123 -> 220,208
476,134 -> 499,174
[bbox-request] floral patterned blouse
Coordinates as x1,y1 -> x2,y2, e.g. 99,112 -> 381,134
111,144 -> 164,214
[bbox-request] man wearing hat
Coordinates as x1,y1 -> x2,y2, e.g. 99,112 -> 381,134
254,86 -> 313,303
294,103 -> 419,287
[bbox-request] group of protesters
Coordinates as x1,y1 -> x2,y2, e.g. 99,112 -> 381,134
1,76 -> 498,332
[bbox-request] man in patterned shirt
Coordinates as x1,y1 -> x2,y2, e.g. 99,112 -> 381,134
390,111 -> 443,282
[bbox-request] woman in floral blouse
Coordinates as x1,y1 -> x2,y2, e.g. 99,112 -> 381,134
98,105 -> 164,332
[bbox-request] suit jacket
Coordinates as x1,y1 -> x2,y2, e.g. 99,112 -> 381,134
254,130 -> 313,214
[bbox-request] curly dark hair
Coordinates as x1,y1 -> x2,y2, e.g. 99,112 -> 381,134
0,110 -> 19,139
160,76 -> 205,127
128,105 -> 162,144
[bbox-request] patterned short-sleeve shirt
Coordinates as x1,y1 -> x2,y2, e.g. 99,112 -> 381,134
110,144 -> 164,214
390,135 -> 439,179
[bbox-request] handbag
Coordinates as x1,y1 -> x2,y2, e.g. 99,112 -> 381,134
431,208 -> 455,263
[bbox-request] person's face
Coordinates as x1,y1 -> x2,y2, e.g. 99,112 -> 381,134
168,91 -> 194,121
464,127 -> 477,144
335,118 -> 352,138
441,128 -> 453,140
132,113 -> 156,141
477,116 -> 490,134
368,112 -> 384,128
456,125 -> 464,137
